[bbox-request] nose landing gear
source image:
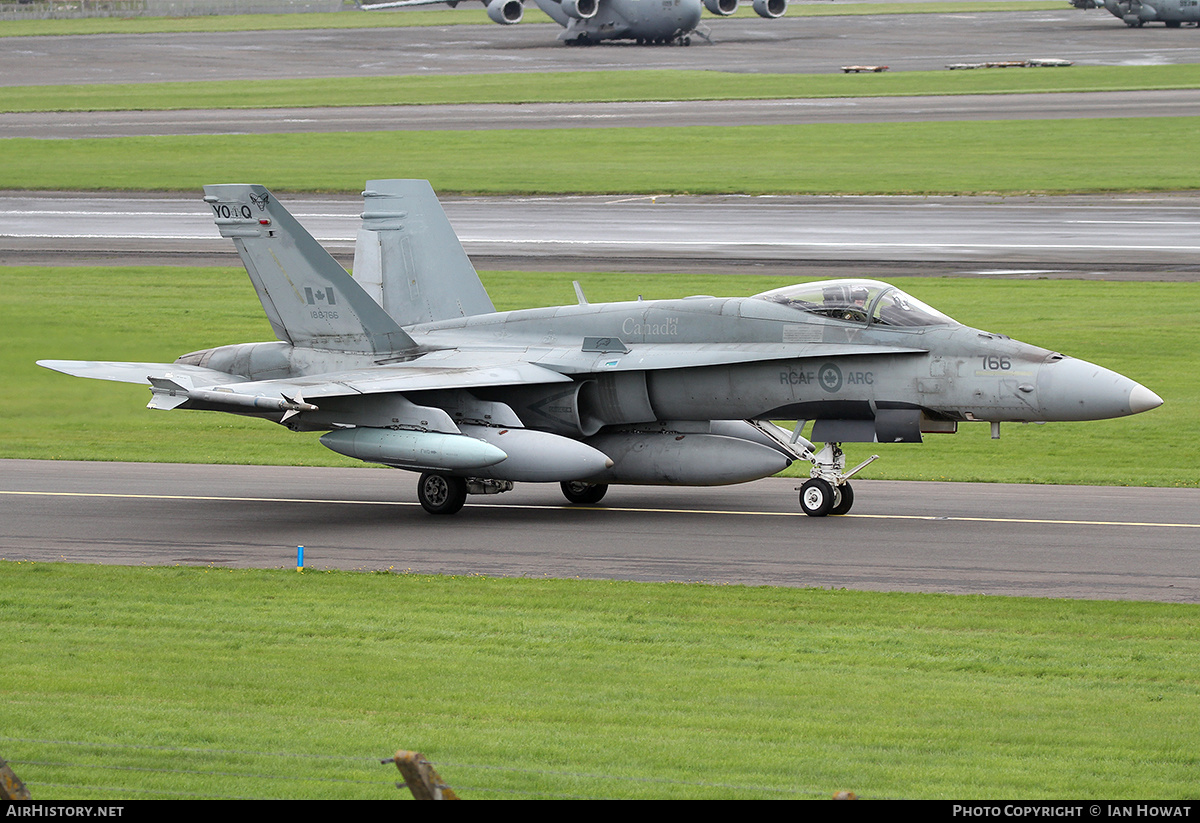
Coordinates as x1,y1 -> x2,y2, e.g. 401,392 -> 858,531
795,442 -> 878,517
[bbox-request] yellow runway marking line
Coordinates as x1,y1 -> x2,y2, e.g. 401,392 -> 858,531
3,489 -> 1198,529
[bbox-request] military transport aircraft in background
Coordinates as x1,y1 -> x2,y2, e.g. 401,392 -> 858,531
360,0 -> 787,45
39,181 -> 1162,517
1071,0 -> 1200,26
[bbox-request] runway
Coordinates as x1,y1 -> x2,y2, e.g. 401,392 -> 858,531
3,460 -> 1198,603
5,190 -> 1199,277
8,89 -> 1200,138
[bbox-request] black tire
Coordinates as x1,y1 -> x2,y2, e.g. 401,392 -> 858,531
829,482 -> 855,516
560,481 -> 609,505
417,472 -> 467,515
799,478 -> 835,517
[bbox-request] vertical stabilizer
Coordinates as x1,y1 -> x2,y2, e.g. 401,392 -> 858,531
353,179 -> 495,327
204,184 -> 415,355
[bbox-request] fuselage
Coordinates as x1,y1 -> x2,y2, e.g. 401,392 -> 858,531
535,0 -> 703,41
182,281 -> 1158,442
411,293 -> 1152,429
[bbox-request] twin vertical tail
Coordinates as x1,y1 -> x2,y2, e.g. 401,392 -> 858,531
203,184 -> 415,355
352,179 -> 495,327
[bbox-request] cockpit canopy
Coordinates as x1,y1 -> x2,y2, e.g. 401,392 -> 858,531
753,279 -> 958,328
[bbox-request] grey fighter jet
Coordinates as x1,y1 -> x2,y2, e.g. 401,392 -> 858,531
39,181 -> 1162,516
360,0 -> 786,46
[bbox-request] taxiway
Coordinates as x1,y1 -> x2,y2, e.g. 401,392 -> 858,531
3,460 -> 1197,603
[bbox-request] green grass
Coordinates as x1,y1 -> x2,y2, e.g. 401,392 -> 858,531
9,65 -> 1198,113
0,2 -> 1067,37
1,562 -> 1198,799
6,117 -> 1200,195
7,267 -> 1195,487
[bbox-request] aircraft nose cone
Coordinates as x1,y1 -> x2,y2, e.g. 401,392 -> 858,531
1129,384 -> 1164,415
1035,356 -> 1162,421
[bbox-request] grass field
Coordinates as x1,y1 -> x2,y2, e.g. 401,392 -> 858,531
2,562 -> 1198,800
8,266 -> 1195,487
7,117 -> 1200,195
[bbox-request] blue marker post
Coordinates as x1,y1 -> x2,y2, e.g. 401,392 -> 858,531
297,545 -> 304,571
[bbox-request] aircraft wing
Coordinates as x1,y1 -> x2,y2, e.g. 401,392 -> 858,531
221,342 -> 928,398
39,342 -> 923,411
38,352 -> 569,417
206,350 -> 573,401
530,342 -> 930,374
36,360 -> 247,387
360,0 -> 460,8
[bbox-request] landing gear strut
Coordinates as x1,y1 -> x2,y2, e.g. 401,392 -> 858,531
795,442 -> 877,517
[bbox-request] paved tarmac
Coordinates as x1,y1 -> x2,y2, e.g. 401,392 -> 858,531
5,190 -> 1199,278
6,88 -> 1200,138
2,12 -> 1195,86
3,460 -> 1197,602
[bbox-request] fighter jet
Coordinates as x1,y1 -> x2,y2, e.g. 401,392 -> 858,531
1073,0 -> 1200,26
360,0 -> 786,45
39,180 -> 1162,516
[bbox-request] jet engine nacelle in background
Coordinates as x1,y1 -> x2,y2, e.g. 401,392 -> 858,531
703,0 -> 738,15
487,0 -> 523,23
561,0 -> 598,18
752,0 -> 787,18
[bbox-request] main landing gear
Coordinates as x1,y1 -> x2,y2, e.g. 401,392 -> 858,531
417,472 -> 468,515
415,472 -> 609,514
560,480 -> 609,505
795,442 -> 877,518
